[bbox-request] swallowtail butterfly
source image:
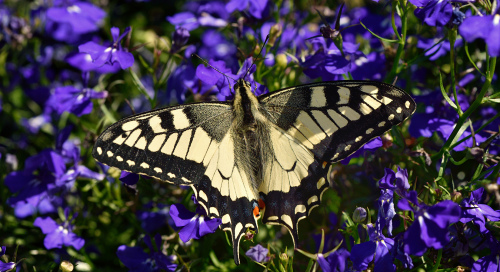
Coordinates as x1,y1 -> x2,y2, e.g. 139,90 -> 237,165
93,79 -> 415,264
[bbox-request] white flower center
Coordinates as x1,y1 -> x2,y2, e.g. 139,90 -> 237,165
494,14 -> 500,26
67,5 -> 81,14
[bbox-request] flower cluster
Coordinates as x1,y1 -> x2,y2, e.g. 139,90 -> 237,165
1,0 -> 499,271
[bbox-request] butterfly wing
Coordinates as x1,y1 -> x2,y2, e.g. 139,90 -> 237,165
258,81 -> 415,246
92,102 -> 260,265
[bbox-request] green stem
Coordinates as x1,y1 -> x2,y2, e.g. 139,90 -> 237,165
448,28 -> 463,115
438,57 -> 497,156
387,1 -> 407,82
430,249 -> 443,272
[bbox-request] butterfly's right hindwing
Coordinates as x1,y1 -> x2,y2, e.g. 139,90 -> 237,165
92,103 -> 232,185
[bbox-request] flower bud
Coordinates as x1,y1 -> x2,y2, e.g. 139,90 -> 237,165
353,207 -> 367,223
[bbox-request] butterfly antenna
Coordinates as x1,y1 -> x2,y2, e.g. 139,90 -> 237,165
192,53 -> 237,83
243,34 -> 270,80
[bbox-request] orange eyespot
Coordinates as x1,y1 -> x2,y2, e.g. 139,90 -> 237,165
322,161 -> 328,168
253,205 -> 260,217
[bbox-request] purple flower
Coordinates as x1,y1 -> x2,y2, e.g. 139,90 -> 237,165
302,39 -> 362,81
119,171 -> 140,186
137,203 -> 172,233
317,248 -> 351,272
417,36 -> 463,61
171,27 -> 190,53
197,29 -> 237,66
79,27 -> 134,70
34,215 -> 85,250
245,244 -> 268,262
117,234 -> 177,272
398,191 -> 461,256
5,127 -> 103,217
410,0 -> 453,27
51,85 -> 108,117
166,63 -> 198,104
0,246 -> 16,272
460,187 -> 500,233
341,137 -> 382,164
169,195 -> 221,242
167,2 -> 229,31
226,0 -> 269,19
196,57 -> 267,101
45,1 -> 105,42
472,234 -> 500,272
459,10 -> 500,57
379,167 -> 411,198
351,223 -> 396,272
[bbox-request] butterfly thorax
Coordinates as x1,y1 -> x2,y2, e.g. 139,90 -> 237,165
231,79 -> 272,193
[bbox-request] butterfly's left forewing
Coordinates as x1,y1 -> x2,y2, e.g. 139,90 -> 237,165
93,102 -> 260,265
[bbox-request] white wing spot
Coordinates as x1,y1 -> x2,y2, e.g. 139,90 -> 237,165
359,103 -> 373,115
268,216 -> 279,221
281,214 -> 293,228
366,128 -> 374,134
388,114 -> 395,121
140,162 -> 149,169
134,136 -> 148,150
381,96 -> 393,105
181,177 -> 191,183
96,147 -> 103,155
113,132 -> 129,145
361,94 -> 382,109
210,207 -> 220,216
126,160 -> 135,166
121,121 -> 139,131
378,121 -> 386,127
327,109 -> 348,128
396,107 -> 402,114
198,190 -> 208,201
173,130 -> 192,159
295,205 -> 307,214
167,172 -> 176,179
360,85 -> 378,95
124,130 -> 142,147
149,115 -> 168,133
338,106 -> 360,121
344,145 -> 351,151
171,109 -> 190,130
317,177 -> 326,190
355,136 -> 362,142
234,222 -> 243,237
332,153 -> 339,160
148,134 -> 166,152
116,156 -> 123,162
106,150 -> 114,157
405,101 -> 411,109
160,133 -> 178,155
310,86 -> 327,107
307,195 -> 318,205
154,167 -> 162,173
222,214 -> 231,224
337,87 -> 350,104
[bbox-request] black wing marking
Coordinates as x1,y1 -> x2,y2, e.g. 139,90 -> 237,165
259,80 -> 416,162
259,125 -> 330,246
93,103 -> 232,184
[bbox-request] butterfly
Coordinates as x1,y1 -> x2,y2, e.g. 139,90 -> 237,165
92,79 -> 416,264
